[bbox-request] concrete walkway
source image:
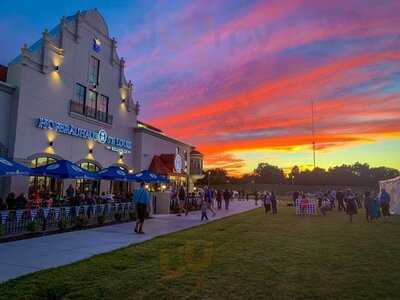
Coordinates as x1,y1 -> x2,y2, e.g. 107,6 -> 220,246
0,201 -> 258,283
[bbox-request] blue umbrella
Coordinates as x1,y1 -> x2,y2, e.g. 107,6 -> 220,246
0,156 -> 32,176
130,170 -> 163,183
97,166 -> 129,181
32,160 -> 99,180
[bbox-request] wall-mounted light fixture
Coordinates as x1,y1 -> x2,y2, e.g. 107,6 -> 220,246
89,149 -> 93,154
49,141 -> 54,147
54,65 -> 60,72
119,154 -> 124,159
121,98 -> 126,103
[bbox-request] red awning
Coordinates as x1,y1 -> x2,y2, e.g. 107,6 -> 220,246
149,154 -> 186,176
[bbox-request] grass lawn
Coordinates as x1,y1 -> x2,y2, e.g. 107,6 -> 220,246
0,206 -> 399,300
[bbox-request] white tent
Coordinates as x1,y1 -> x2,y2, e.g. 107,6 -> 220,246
379,176 -> 400,215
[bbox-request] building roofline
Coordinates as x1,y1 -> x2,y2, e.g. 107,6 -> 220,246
134,127 -> 193,148
0,81 -> 16,94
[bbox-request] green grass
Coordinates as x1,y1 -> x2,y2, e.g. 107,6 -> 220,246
1,206 -> 400,300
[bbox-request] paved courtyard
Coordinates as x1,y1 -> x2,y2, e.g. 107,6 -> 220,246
0,201 -> 257,283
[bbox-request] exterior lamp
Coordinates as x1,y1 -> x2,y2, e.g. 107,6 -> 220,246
54,65 -> 60,72
119,154 -> 124,159
89,149 -> 93,154
49,141 -> 54,147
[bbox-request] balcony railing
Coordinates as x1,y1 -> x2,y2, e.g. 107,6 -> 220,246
70,100 -> 113,125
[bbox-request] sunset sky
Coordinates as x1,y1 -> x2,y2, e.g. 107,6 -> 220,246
1,0 -> 399,176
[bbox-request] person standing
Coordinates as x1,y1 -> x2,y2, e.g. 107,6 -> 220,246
133,182 -> 150,234
270,191 -> 277,215
255,191 -> 259,206
5,193 -> 16,211
263,192 -> 271,214
216,190 -> 222,210
223,189 -> 231,210
345,190 -> 357,223
201,199 -> 208,221
380,188 -> 391,221
364,191 -> 373,223
66,184 -> 75,200
292,191 -> 299,207
15,193 -> 27,210
337,190 -> 345,211
177,185 -> 187,216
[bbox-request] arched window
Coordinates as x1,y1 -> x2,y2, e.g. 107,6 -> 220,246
76,161 -> 101,195
29,156 -> 61,195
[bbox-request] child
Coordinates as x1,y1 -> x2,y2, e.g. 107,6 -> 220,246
201,199 -> 208,221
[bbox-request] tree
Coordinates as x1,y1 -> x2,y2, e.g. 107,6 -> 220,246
253,163 -> 285,184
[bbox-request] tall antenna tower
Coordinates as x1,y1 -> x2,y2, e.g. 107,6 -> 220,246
311,100 -> 316,169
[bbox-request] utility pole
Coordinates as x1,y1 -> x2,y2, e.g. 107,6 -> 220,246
311,100 -> 316,169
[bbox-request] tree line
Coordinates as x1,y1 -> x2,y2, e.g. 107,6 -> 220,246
197,162 -> 399,187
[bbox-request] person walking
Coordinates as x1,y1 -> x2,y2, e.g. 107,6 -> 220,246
133,182 -> 150,234
205,187 -> 216,217
223,189 -> 231,210
216,189 -> 222,210
380,188 -> 391,222
270,191 -> 277,215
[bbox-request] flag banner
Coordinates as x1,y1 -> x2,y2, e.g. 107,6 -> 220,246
30,209 -> 37,221
43,208 -> 50,219
64,207 -> 71,217
54,208 -> 61,220
75,206 -> 81,216
0,210 -> 8,224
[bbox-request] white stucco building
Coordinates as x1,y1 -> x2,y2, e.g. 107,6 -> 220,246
0,9 -> 203,198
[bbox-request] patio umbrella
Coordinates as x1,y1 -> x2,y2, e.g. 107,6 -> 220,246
0,156 -> 32,176
97,166 -> 129,181
130,170 -> 163,183
32,160 -> 99,180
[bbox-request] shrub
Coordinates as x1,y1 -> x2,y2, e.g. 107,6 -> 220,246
128,211 -> 136,221
0,224 -> 6,236
57,218 -> 68,231
97,214 -> 106,225
75,214 -> 88,229
114,212 -> 122,222
27,220 -> 40,233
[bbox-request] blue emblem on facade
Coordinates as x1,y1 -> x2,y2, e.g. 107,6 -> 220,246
93,38 -> 101,53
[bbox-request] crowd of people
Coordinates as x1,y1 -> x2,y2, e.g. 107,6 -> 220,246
292,188 -> 392,223
0,184 -> 134,211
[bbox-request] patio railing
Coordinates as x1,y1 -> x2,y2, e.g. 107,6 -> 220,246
0,203 -> 135,238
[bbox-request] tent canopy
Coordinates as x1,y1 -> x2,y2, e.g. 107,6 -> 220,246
380,176 -> 400,215
0,156 -> 32,176
130,170 -> 167,183
32,160 -> 99,180
97,166 -> 130,181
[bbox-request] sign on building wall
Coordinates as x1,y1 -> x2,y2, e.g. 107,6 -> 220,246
36,117 -> 132,150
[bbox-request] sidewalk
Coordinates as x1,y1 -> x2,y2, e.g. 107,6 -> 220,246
0,201 -> 258,283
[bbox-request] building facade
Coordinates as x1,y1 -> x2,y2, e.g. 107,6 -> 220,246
0,9 -> 203,198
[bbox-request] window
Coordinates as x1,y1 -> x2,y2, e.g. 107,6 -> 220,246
88,56 -> 100,85
76,162 -> 101,194
74,83 -> 86,114
86,90 -> 97,118
97,94 -> 109,123
29,156 -> 61,195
